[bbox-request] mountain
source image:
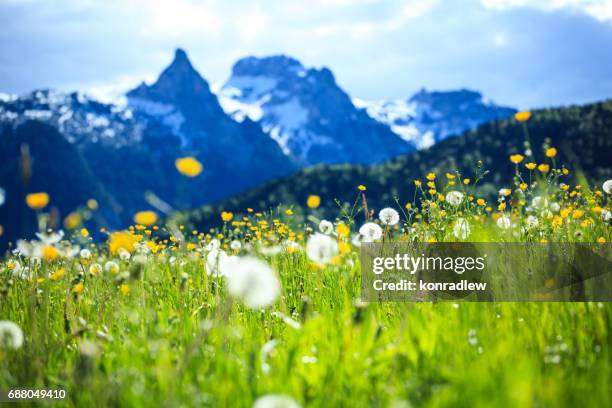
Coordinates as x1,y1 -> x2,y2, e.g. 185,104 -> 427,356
0,49 -> 296,246
216,55 -> 413,165
176,100 -> 612,230
354,89 -> 517,149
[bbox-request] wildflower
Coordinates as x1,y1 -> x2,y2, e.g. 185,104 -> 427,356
453,218 -> 470,240
81,228 -> 89,238
72,282 -> 84,294
525,162 -> 537,170
498,202 -> 506,211
509,154 -> 524,164
445,191 -> 464,206
601,210 -> 611,222
25,192 -> 49,209
514,111 -> 531,122
446,173 -> 456,180
306,233 -> 338,264
0,321 -> 24,349
414,180 -> 422,187
359,222 -> 383,242
285,208 -> 293,216
108,231 -> 137,255
133,211 -> 158,226
426,172 -> 436,181
89,263 -> 102,276
336,223 -> 350,237
603,180 -> 612,195
306,195 -> 321,209
338,241 -> 351,254
319,220 -> 334,235
253,394 -> 300,408
463,178 -> 471,185
80,249 -> 92,260
104,261 -> 120,274
230,240 -> 242,251
221,211 -> 234,222
519,183 -> 528,190
598,237 -> 606,243
86,198 -> 98,210
175,157 -> 203,177
379,208 -> 400,226
64,212 -> 81,230
497,216 -> 511,229
538,164 -> 550,173
41,245 -> 60,263
357,185 -> 366,191
225,257 -> 280,309
545,147 -> 557,158
477,198 -> 486,206
499,188 -> 512,197
572,209 -> 584,219
525,215 -> 539,229
119,284 -> 130,296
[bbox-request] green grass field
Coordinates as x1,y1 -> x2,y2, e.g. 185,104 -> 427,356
1,147 -> 611,407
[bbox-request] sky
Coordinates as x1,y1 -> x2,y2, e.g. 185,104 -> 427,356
0,0 -> 611,109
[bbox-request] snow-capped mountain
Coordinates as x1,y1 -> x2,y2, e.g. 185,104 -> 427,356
216,55 -> 413,165
355,89 -> 516,149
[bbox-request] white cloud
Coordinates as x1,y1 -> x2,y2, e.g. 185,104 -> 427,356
481,0 -> 612,22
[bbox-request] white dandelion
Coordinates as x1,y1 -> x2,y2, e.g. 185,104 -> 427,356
525,215 -> 539,229
253,394 -> 301,408
603,179 -> 612,194
452,218 -> 470,240
497,216 -> 512,229
35,230 -> 64,245
0,320 -> 24,349
531,196 -> 548,209
445,191 -> 464,206
224,257 -> 280,309
104,261 -> 119,274
602,209 -> 611,222
549,202 -> 560,213
118,248 -> 131,261
80,249 -> 92,260
318,220 -> 334,235
205,239 -> 221,251
359,222 -> 383,242
379,208 -> 400,226
230,240 -> 242,251
306,233 -> 338,264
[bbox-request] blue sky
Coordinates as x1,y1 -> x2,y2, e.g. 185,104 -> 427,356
0,0 -> 611,108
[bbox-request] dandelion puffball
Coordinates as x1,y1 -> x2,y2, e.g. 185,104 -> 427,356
603,179 -> 612,195
224,257 -> 280,309
306,233 -> 338,264
359,222 -> 383,242
445,191 -> 464,206
206,249 -> 228,277
0,320 -> 24,349
379,208 -> 400,226
497,216 -> 512,229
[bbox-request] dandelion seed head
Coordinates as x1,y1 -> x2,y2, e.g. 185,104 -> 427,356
445,191 -> 464,206
379,208 -> 400,226
225,256 -> 280,309
0,320 -> 24,349
306,233 -> 338,264
359,222 -> 383,242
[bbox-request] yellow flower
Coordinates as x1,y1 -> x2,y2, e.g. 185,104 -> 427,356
537,164 -> 550,173
133,211 -> 158,226
120,284 -> 130,296
306,195 -> 321,209
448,180 -> 456,186
25,192 -> 49,210
498,202 -> 506,211
64,212 -> 81,230
108,231 -> 138,255
571,209 -> 584,219
477,198 -> 486,206
221,211 -> 234,222
72,282 -> 84,294
81,228 -> 89,238
545,147 -> 557,158
500,188 -> 512,196
445,173 -> 455,180
357,185 -> 366,191
405,203 -> 412,210
49,268 -> 65,281
86,198 -> 98,210
519,183 -> 528,190
42,245 -> 60,263
463,178 -> 471,185
428,189 -> 436,195
338,241 -> 351,254
510,154 -> 524,164
426,181 -> 435,189
525,162 -> 536,170
597,237 -> 606,243
285,208 -> 294,216
560,184 -> 569,191
414,180 -> 422,187
337,223 -> 350,237
175,157 -> 203,177
562,168 -> 569,175
426,172 -> 436,181
514,111 -> 531,122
